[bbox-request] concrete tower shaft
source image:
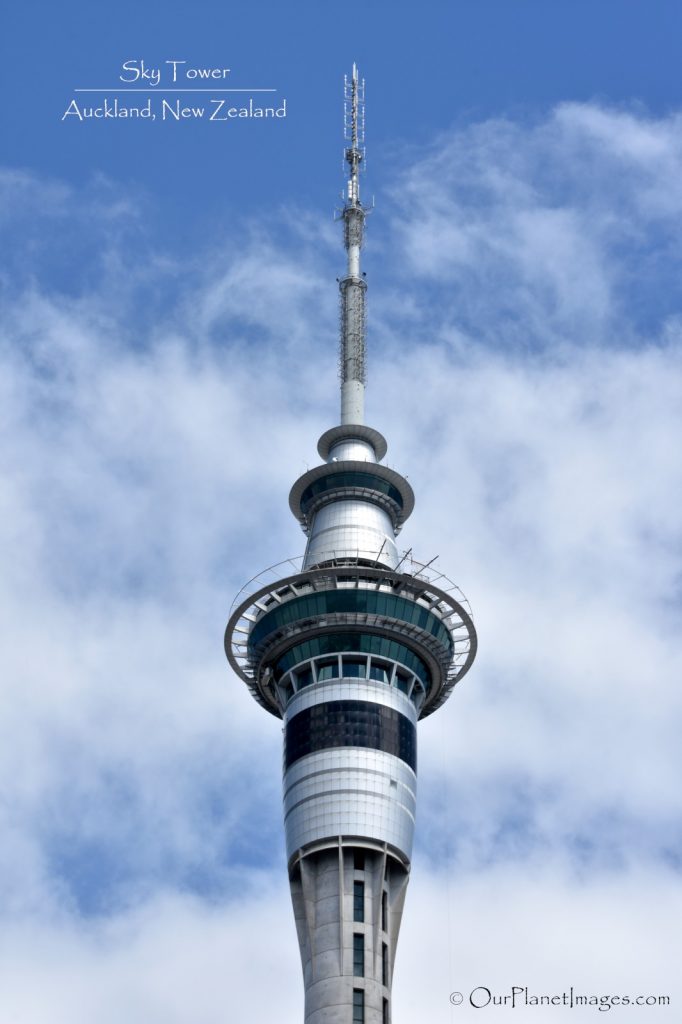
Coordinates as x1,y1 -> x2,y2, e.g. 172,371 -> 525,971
289,844 -> 409,1024
225,67 -> 477,1024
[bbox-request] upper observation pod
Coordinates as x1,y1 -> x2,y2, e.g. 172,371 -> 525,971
226,64 -> 476,726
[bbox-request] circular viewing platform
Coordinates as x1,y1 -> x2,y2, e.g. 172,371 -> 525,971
225,554 -> 477,720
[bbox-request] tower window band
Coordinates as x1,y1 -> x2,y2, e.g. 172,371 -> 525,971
275,631 -> 430,687
249,589 -> 454,654
284,700 -> 416,772
299,471 -> 404,515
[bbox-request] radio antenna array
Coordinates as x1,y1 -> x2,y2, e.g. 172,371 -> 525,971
343,63 -> 366,200
339,63 -> 367,424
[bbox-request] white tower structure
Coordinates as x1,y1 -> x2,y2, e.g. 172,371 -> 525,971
226,66 -> 477,1024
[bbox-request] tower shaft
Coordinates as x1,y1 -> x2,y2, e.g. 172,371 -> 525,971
290,844 -> 408,1024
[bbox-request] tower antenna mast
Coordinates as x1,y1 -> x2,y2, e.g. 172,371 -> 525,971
340,63 -> 367,425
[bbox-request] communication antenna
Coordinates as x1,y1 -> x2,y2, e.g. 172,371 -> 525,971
339,63 -> 367,425
343,62 -> 366,203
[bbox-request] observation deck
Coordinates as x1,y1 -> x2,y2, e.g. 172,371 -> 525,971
225,553 -> 477,721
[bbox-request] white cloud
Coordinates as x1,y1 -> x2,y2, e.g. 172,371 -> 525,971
395,859 -> 682,1023
378,103 -> 682,352
1,101 -> 681,1020
0,886 -> 302,1024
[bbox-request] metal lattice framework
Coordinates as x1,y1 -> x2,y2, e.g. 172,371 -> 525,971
338,275 -> 367,385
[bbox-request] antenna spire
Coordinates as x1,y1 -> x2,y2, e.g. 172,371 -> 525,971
339,64 -> 367,425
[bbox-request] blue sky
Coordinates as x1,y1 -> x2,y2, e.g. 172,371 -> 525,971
1,2 -> 681,1022
5,0 -> 682,243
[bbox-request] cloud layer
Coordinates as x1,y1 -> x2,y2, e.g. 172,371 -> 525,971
1,103 -> 680,1021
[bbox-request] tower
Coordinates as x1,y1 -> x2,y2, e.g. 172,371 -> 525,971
225,66 -> 477,1024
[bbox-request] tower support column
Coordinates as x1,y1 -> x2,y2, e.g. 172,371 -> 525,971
290,841 -> 408,1024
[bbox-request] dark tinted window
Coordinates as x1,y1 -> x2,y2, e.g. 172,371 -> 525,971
353,933 -> 364,977
395,671 -> 411,694
316,658 -> 339,681
275,631 -> 430,687
284,700 -> 416,772
300,471 -> 404,515
353,989 -> 364,1024
250,591 -> 452,655
369,661 -> 391,684
295,667 -> 313,689
354,881 -> 364,922
342,657 -> 367,678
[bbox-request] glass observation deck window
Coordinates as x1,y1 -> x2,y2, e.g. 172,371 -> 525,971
249,589 -> 454,655
316,658 -> 340,681
275,651 -> 428,712
368,660 -> 391,684
342,657 -> 367,679
295,666 -> 314,689
395,671 -> 410,694
274,632 -> 431,688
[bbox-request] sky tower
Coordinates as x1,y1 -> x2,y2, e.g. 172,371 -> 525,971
226,66 -> 477,1024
